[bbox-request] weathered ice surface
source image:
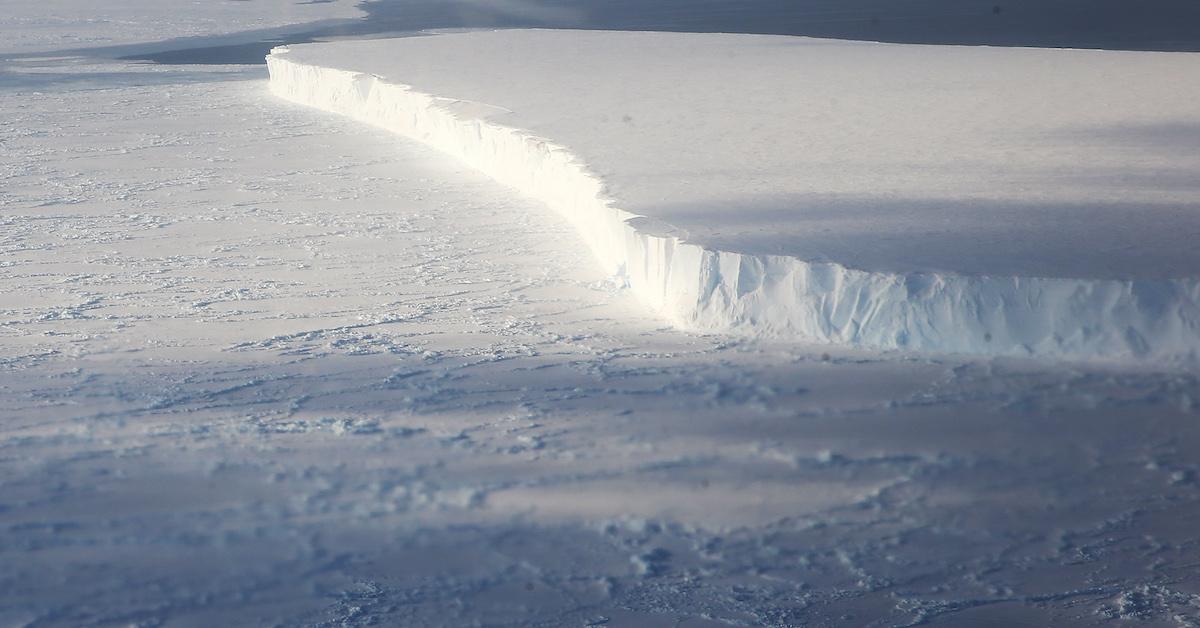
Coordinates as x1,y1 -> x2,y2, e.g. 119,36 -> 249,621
270,31 -> 1200,361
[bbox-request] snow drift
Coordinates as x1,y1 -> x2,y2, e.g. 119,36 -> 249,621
266,34 -> 1200,363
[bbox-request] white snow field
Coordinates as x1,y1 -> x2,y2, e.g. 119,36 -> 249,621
269,30 -> 1200,362
3,7 -> 1200,627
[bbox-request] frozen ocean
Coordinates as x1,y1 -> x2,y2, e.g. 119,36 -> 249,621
2,1 -> 1199,626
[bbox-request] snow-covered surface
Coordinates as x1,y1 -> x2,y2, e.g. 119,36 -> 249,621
269,30 -> 1200,362
0,0 -> 361,56
5,53 -> 1200,626
4,6 -> 1200,624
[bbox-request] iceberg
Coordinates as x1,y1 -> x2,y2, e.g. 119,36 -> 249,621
268,30 -> 1200,362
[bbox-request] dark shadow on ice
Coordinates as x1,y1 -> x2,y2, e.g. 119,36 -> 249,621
3,345 -> 1199,624
0,68 -> 263,91
1051,121 -> 1200,154
355,0 -> 1200,51
642,194 -> 1200,280
0,18 -> 358,63
113,0 -> 1200,65
637,118 -> 1200,279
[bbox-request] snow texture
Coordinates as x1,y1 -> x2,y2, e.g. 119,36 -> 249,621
5,28 -> 1200,627
268,30 -> 1200,363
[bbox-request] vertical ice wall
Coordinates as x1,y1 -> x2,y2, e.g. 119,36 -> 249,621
267,47 -> 1200,363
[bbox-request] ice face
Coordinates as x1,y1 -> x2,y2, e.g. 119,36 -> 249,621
268,32 -> 1200,361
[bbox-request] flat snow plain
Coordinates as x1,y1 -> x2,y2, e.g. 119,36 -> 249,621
271,31 -> 1200,361
3,8 -> 1200,628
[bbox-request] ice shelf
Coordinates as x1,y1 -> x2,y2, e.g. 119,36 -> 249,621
267,30 -> 1200,362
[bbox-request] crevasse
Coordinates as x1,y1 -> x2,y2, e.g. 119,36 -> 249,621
266,47 -> 1200,364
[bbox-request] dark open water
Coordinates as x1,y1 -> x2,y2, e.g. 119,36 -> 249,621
127,0 -> 1200,64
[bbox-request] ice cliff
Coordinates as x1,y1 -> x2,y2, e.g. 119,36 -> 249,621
267,40 -> 1200,363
